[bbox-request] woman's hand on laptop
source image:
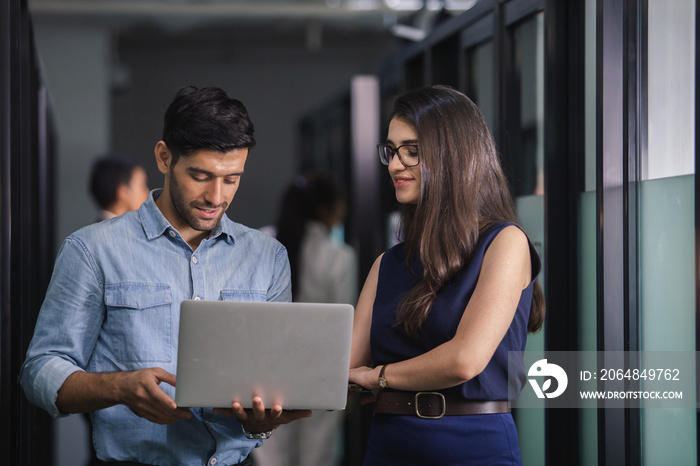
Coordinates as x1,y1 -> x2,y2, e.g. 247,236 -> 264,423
213,396 -> 312,434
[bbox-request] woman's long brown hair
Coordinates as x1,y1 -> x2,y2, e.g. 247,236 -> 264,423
391,85 -> 545,337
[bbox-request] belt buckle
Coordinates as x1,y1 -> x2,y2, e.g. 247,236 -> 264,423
414,392 -> 446,419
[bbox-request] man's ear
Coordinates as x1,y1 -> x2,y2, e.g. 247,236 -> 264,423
154,141 -> 171,174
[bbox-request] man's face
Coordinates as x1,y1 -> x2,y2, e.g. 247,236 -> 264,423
156,143 -> 248,245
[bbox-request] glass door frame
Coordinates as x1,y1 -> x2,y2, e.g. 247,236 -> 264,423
696,0 -> 700,458
1,0 -> 57,463
540,0 -> 585,463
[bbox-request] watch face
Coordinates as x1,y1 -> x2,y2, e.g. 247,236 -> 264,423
379,377 -> 388,388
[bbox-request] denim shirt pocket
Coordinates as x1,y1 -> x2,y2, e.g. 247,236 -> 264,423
220,290 -> 267,302
104,282 -> 173,363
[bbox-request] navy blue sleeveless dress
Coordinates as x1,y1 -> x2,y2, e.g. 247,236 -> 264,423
365,222 -> 541,466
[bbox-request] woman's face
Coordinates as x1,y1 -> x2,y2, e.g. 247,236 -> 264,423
386,117 -> 421,205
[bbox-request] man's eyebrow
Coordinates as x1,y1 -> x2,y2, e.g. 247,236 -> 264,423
186,167 -> 244,177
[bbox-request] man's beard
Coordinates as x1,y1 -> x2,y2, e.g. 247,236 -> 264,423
169,171 -> 228,232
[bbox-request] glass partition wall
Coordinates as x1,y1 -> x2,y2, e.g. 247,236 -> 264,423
640,0 -> 696,463
595,0 -> 697,463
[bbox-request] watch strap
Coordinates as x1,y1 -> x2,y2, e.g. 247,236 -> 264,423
241,425 -> 273,440
378,364 -> 389,389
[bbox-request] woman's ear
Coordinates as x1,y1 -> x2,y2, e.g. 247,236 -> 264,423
154,141 -> 171,174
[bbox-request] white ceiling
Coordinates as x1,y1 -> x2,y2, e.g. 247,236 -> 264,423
28,0 -> 478,36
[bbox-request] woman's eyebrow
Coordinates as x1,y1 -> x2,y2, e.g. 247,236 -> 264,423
386,138 -> 418,145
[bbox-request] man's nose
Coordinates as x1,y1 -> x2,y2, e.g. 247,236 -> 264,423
205,179 -> 225,206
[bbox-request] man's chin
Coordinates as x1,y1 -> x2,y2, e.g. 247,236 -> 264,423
188,215 -> 223,232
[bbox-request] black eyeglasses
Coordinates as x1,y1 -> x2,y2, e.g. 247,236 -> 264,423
377,143 -> 420,167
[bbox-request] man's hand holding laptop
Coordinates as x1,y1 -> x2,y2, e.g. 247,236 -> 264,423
214,396 -> 312,437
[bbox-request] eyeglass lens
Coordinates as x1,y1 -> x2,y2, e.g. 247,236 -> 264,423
378,144 -> 419,166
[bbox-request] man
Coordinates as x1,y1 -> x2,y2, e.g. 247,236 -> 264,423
20,86 -> 310,466
89,154 -> 151,221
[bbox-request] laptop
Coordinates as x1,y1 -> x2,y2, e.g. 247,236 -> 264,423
175,300 -> 354,410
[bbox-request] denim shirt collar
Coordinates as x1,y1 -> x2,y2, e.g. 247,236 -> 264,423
138,189 -> 235,245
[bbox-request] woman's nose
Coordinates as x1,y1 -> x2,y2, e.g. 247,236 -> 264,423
388,153 -> 405,172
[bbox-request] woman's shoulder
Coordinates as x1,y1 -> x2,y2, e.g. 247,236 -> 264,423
481,222 -> 540,286
481,220 -> 519,237
478,221 -> 526,249
379,242 -> 406,267
486,224 -> 529,253
385,241 -> 406,256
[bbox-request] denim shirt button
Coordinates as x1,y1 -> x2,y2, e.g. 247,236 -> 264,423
192,256 -> 198,264
194,296 -> 201,301
209,458 -> 217,465
169,230 -> 176,237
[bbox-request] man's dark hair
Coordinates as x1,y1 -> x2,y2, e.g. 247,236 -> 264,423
89,154 -> 140,209
162,86 -> 256,165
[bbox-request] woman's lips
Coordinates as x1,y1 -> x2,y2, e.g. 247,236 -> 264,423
393,177 -> 413,187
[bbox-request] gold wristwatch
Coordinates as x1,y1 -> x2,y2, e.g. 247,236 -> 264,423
378,364 -> 389,389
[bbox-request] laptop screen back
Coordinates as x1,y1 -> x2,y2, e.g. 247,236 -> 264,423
175,300 -> 354,410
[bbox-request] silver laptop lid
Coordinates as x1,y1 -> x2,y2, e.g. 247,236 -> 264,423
175,300 -> 354,410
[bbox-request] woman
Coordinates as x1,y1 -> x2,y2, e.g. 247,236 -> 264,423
348,85 -> 545,466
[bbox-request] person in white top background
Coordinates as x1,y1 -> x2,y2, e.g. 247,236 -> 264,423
255,172 -> 358,466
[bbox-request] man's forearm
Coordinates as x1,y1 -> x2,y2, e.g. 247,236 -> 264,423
56,371 -> 126,414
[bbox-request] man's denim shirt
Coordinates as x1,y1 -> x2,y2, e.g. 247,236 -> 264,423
20,190 -> 292,466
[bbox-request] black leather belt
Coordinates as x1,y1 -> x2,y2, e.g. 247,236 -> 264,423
375,391 -> 510,419
99,457 -> 252,466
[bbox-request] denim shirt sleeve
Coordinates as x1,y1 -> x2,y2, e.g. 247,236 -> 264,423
20,236 -> 104,418
267,245 -> 292,303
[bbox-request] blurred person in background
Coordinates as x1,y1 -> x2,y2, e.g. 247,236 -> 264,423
89,154 -> 150,221
254,172 -> 358,466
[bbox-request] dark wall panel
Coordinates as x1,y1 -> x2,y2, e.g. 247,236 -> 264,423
1,0 -> 56,463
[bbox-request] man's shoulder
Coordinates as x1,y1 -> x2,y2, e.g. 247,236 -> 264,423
68,210 -> 142,245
